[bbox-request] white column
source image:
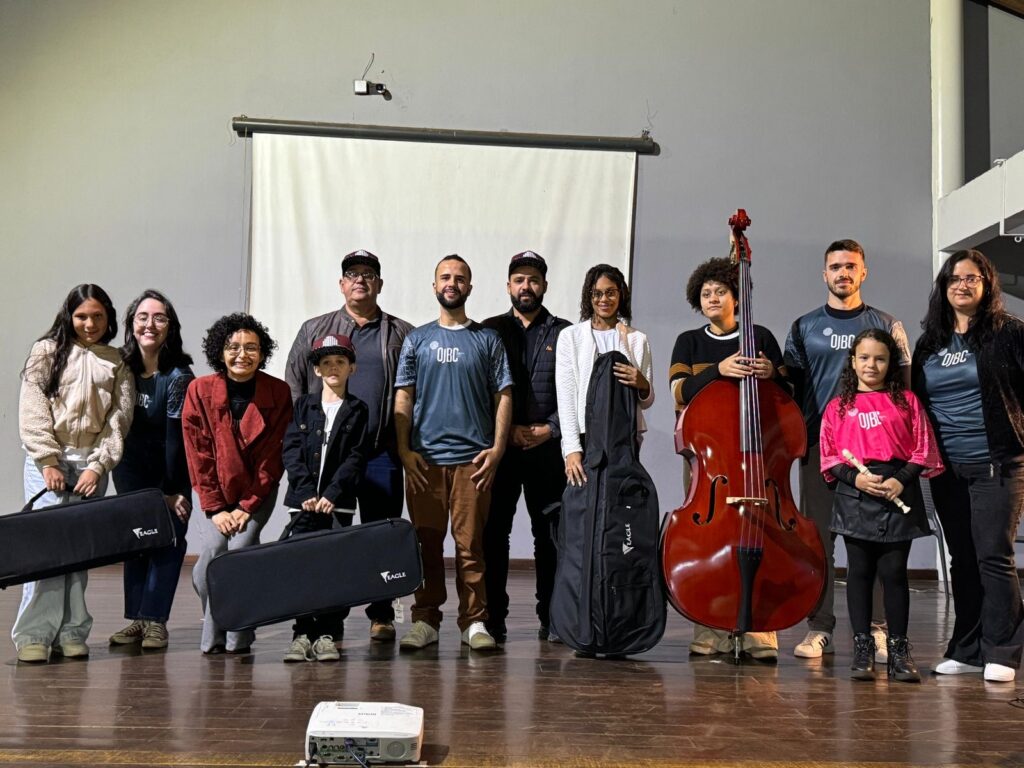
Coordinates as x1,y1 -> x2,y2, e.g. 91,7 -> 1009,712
931,0 -> 965,275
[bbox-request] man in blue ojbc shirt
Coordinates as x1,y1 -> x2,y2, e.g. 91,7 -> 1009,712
784,239 -> 912,660
394,255 -> 513,652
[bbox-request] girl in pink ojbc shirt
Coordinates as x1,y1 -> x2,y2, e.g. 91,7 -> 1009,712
819,328 -> 943,684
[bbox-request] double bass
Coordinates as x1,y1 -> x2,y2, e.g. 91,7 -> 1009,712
660,210 -> 825,639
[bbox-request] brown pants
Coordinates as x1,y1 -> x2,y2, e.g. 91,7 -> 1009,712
407,463 -> 491,632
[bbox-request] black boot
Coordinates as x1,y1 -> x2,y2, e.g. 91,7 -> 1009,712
850,633 -> 876,680
887,635 -> 921,683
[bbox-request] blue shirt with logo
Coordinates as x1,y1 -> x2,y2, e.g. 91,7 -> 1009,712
784,304 -> 911,443
395,321 -> 513,465
918,333 -> 990,463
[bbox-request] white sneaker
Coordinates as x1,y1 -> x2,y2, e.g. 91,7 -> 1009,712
984,662 -> 1016,682
283,635 -> 312,663
312,635 -> 340,662
399,621 -> 439,650
933,658 -> 983,675
794,631 -> 833,658
871,627 -> 888,663
461,622 -> 497,650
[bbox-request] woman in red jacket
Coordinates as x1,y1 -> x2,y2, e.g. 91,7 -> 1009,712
183,313 -> 292,655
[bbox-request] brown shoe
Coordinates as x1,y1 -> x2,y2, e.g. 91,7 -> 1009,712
370,621 -> 396,642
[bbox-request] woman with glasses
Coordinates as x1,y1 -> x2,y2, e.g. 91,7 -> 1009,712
555,264 -> 654,487
912,250 -> 1024,683
667,257 -> 790,661
108,290 -> 195,651
183,313 -> 292,655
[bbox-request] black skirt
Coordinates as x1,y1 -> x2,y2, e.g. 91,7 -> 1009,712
829,460 -> 931,543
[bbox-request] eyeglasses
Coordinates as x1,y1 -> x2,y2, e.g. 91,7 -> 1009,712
133,313 -> 169,328
948,275 -> 985,288
224,343 -> 261,356
343,270 -> 378,282
591,288 -> 620,301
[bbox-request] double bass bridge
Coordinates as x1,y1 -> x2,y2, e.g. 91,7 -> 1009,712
725,496 -> 769,510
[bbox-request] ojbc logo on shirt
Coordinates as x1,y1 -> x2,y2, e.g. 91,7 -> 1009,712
429,340 -> 461,364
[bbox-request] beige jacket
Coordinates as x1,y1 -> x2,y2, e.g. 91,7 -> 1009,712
19,339 -> 135,475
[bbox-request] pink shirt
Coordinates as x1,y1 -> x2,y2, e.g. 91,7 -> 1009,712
819,390 -> 943,481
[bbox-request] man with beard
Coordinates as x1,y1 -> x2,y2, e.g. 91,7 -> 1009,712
784,240 -> 911,659
394,255 -> 513,651
481,252 -> 570,644
285,250 -> 412,644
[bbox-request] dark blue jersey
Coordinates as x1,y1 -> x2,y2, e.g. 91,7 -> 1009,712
784,304 -> 910,443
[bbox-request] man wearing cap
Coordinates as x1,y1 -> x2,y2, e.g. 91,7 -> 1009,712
481,251 -> 570,644
394,254 -> 513,651
285,250 -> 413,642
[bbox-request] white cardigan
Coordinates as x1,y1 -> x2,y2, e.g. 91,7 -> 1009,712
555,320 -> 655,458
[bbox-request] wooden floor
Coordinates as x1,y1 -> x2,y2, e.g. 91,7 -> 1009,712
2,568 -> 1024,768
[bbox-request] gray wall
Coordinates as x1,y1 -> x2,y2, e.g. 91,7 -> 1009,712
990,5 -> 1024,163
1,0 -> 935,565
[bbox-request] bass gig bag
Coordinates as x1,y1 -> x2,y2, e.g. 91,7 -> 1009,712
549,350 -> 666,656
207,516 -> 423,632
0,488 -> 176,589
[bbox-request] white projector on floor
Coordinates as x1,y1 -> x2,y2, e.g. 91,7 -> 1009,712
305,701 -> 424,765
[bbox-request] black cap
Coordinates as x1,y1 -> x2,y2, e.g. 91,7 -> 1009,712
508,250 -> 547,277
341,249 -> 381,275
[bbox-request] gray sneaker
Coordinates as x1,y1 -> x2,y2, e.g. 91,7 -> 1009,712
110,619 -> 147,645
312,635 -> 340,662
141,622 -> 169,650
283,635 -> 313,663
400,621 -> 439,650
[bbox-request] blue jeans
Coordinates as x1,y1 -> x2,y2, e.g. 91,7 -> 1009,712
114,463 -> 189,623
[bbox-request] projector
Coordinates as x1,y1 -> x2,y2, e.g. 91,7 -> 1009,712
305,701 -> 424,765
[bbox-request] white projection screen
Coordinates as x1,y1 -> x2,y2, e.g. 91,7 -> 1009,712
248,132 -> 638,383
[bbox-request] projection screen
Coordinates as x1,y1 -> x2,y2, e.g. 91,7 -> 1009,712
248,132 -> 638,382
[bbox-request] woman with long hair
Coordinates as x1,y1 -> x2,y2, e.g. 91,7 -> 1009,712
183,312 -> 292,655
109,289 -> 194,651
555,264 -> 654,487
14,284 -> 134,663
912,249 -> 1024,683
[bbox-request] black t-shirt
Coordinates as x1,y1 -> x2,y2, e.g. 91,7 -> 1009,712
227,377 -> 256,422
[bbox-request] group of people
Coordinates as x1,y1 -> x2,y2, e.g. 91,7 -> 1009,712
13,243 -> 1024,687
670,241 -> 1024,684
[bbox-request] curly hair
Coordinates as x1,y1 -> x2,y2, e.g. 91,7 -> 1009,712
201,313 -> 277,374
837,328 -> 908,415
917,249 -> 1006,355
120,289 -> 193,376
28,284 -> 118,399
579,264 -> 632,323
685,257 -> 738,313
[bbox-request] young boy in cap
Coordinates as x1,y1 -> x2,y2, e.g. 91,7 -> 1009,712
280,335 -> 371,662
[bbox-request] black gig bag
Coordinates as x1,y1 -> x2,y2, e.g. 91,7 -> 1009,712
549,351 -> 666,656
207,517 -> 423,631
0,488 -> 176,589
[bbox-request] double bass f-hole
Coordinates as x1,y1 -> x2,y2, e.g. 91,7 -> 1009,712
692,475 -> 728,525
765,478 -> 796,531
